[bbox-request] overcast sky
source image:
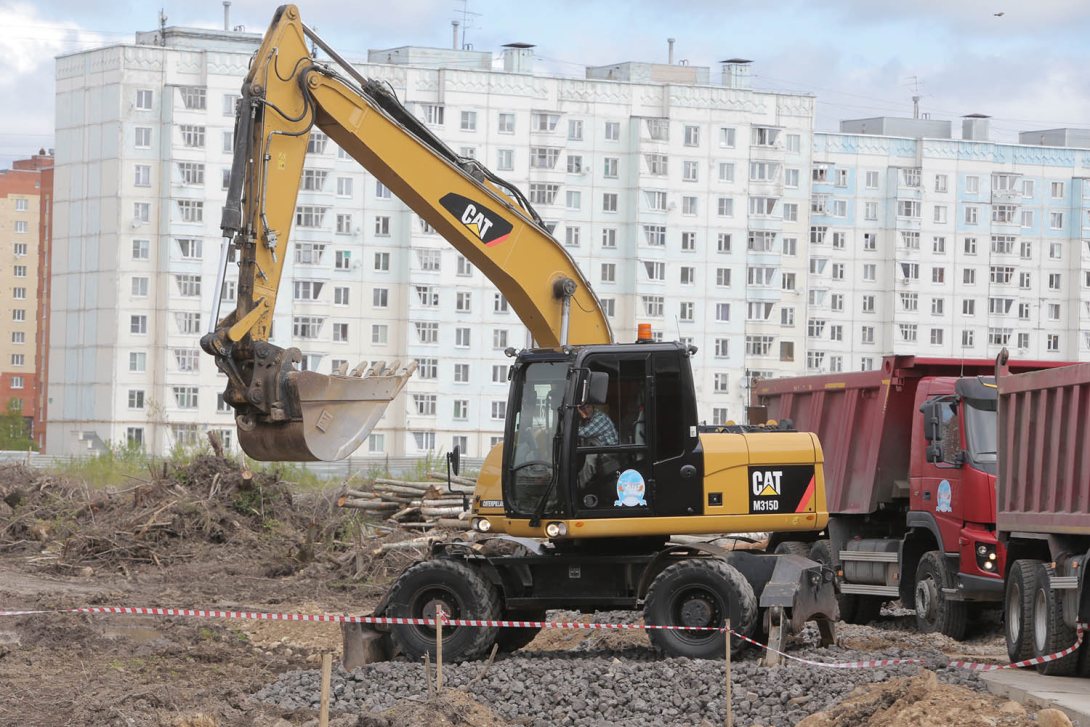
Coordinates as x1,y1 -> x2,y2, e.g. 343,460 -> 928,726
2,0 -> 1090,168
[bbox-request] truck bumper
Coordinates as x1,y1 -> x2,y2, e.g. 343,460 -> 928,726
953,572 -> 1004,602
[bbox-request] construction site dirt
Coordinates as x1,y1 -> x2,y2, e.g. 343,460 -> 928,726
0,460 -> 1074,727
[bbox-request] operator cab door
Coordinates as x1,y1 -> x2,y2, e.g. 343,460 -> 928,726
570,349 -> 703,518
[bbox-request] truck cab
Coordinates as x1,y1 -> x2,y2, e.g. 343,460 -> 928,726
912,376 -> 1002,596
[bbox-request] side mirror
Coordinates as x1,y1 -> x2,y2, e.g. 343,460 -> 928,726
447,445 -> 461,477
920,401 -> 943,442
926,442 -> 943,464
580,371 -> 609,406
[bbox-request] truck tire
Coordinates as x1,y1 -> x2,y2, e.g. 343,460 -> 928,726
914,551 -> 967,640
809,540 -> 883,625
385,558 -> 501,662
494,609 -> 545,653
774,541 -> 811,557
1004,559 -> 1041,663
1078,629 -> 1090,677
1030,562 -> 1079,676
644,558 -> 757,659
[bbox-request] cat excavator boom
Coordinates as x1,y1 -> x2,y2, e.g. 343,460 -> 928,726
201,5 -> 610,461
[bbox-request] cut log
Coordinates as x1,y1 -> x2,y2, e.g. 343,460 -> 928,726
339,499 -> 399,511
422,506 -> 466,518
436,518 -> 471,530
388,506 -> 421,522
373,537 -> 437,555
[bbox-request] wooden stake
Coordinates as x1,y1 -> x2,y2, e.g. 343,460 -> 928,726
424,653 -> 435,702
319,652 -> 332,727
724,618 -> 732,727
435,604 -> 444,693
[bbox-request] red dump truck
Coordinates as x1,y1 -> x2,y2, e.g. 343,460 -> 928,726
755,355 -> 1065,640
995,350 -> 1090,675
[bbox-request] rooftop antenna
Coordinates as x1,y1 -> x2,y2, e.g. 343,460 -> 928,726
907,75 -> 922,119
453,0 -> 481,49
158,9 -> 167,46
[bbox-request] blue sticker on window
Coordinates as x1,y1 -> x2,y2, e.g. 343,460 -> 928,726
614,469 -> 647,507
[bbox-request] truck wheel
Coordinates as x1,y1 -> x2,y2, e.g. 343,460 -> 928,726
644,558 -> 757,659
495,609 -> 545,653
1030,562 -> 1079,676
774,541 -> 811,557
385,558 -> 501,662
914,551 -> 967,640
808,540 -> 881,625
1004,559 -> 1040,663
1078,628 -> 1090,677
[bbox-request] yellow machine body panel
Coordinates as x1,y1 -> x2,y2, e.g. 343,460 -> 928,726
472,432 -> 829,539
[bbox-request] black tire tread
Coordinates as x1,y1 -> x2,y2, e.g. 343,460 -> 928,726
1031,562 -> 1079,676
644,557 -> 757,659
915,550 -> 968,640
1004,559 -> 1040,663
386,558 -> 501,662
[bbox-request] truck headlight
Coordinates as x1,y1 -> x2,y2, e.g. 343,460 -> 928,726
975,542 -> 997,572
472,518 -> 491,533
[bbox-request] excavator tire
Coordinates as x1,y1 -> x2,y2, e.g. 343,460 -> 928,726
644,557 -> 757,659
809,539 -> 884,625
385,558 -> 501,662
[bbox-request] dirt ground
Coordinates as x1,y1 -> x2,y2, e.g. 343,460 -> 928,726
0,459 -> 1063,726
796,671 -> 1039,727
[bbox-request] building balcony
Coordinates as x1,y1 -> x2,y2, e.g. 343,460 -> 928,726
990,189 -> 1021,204
749,144 -> 784,161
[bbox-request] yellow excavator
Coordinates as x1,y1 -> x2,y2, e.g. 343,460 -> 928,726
203,5 -> 838,662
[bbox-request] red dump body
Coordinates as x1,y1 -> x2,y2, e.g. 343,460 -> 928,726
997,361 -> 1090,536
756,356 -> 1056,516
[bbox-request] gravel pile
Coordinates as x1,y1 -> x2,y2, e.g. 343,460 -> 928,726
254,612 -> 988,727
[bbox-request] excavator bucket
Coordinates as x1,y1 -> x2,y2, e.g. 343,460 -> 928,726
238,361 -> 417,461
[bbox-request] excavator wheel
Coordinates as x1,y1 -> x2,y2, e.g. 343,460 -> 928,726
384,558 -> 501,662
643,558 -> 757,659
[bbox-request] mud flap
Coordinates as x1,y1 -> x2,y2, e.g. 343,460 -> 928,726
341,622 -> 395,669
758,554 -> 839,647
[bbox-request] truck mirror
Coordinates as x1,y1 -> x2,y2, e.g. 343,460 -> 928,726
926,442 -> 943,464
581,371 -> 609,405
921,401 -> 942,442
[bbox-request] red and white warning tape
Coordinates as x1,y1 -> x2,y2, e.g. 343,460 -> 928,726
0,605 -> 1084,672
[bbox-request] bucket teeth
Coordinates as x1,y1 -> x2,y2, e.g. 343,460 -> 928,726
333,361 -> 349,376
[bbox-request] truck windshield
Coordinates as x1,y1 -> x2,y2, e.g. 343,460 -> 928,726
508,361 -> 568,514
963,402 -> 997,466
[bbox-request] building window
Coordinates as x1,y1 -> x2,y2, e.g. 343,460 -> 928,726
177,200 -> 203,223
292,316 -> 324,339
173,386 -> 199,409
372,324 -> 388,344
568,119 -> 584,140
179,86 -> 206,110
498,113 -> 515,133
421,104 -> 445,125
129,352 -> 147,372
130,315 -> 147,334
332,323 -> 349,342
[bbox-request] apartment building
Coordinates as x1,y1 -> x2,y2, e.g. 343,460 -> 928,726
804,116 -> 1090,373
0,150 -> 52,446
48,25 -> 1090,459
48,27 -> 814,456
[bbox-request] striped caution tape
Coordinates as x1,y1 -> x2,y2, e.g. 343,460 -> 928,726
0,606 -> 1084,672
946,623 -> 1086,671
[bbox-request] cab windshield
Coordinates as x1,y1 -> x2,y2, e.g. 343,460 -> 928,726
963,400 -> 997,469
507,361 -> 568,514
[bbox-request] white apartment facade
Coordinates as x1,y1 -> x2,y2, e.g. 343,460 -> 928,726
47,26 -> 1090,458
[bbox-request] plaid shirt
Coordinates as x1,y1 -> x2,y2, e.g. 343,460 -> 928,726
579,410 -> 618,446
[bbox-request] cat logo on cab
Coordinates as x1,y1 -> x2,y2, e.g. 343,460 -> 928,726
439,193 -> 513,247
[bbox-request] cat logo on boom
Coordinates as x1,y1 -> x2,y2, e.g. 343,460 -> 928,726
439,193 -> 514,247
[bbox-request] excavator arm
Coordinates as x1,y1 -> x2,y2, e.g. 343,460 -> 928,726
201,5 -> 612,461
